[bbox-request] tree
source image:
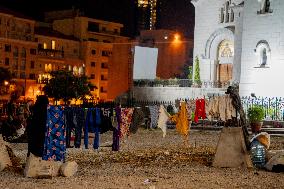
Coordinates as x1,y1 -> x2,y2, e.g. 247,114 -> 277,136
43,70 -> 94,104
194,56 -> 201,86
175,59 -> 193,79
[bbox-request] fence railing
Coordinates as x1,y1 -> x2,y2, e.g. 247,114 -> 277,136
133,79 -> 232,88
134,96 -> 284,121
241,96 -> 284,121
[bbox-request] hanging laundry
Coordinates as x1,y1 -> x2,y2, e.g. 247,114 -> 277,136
27,95 -> 49,158
65,107 -> 75,148
157,105 -> 170,137
73,108 -> 85,148
42,105 -> 66,162
129,107 -> 144,134
112,107 -> 121,151
194,99 -> 206,123
120,108 -> 134,139
84,108 -> 101,149
149,105 -> 159,129
170,101 -> 190,137
100,108 -> 113,134
186,100 -> 195,121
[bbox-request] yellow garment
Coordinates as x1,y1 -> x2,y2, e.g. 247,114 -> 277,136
170,102 -> 190,136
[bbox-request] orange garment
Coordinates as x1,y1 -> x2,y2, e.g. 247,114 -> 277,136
170,102 -> 190,136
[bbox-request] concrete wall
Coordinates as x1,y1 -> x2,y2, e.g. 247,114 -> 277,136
133,87 -> 225,102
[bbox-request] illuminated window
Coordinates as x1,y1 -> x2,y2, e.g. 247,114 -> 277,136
43,43 -> 47,49
51,40 -> 56,50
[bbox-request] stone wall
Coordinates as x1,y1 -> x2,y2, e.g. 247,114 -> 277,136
133,87 -> 225,102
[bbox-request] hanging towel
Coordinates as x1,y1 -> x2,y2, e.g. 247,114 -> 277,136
157,105 -> 170,137
112,107 -> 121,151
42,105 -> 66,162
129,107 -> 144,134
120,108 -> 134,139
170,102 -> 190,136
149,105 -> 159,129
194,99 -> 206,123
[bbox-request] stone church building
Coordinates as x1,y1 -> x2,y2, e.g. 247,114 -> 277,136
192,0 -> 284,97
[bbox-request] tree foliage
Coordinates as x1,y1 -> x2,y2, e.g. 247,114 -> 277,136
43,70 -> 94,103
194,56 -> 201,85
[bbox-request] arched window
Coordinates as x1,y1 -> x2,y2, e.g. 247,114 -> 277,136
255,40 -> 271,67
219,1 -> 234,23
218,40 -> 234,58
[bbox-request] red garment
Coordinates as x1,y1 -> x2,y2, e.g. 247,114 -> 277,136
194,99 -> 206,123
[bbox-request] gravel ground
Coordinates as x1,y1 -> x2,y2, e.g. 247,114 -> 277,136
1,129 -> 284,189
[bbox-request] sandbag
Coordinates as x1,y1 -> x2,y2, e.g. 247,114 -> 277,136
265,151 -> 284,172
24,153 -> 62,178
0,135 -> 12,171
60,161 -> 78,177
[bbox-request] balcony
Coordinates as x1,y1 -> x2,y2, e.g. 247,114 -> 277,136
37,48 -> 64,59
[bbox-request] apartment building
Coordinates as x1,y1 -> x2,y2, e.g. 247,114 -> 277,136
0,7 -> 132,101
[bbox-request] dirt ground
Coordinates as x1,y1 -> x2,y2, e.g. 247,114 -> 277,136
1,129 -> 284,189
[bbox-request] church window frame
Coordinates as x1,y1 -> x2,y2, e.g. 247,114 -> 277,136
219,0 -> 234,23
254,40 -> 271,68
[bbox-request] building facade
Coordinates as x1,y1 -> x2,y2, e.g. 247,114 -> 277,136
192,0 -> 283,96
137,30 -> 193,79
0,8 -> 132,102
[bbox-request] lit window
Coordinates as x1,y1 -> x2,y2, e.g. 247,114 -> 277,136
43,43 -> 47,49
51,40 -> 56,50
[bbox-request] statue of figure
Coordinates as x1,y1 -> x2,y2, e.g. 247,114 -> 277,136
261,48 -> 267,65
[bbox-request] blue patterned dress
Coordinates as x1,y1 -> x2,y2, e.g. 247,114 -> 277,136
42,105 -> 66,161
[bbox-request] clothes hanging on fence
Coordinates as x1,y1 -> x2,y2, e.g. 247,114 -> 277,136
84,108 -> 101,149
129,107 -> 144,134
149,105 -> 159,129
194,99 -> 206,123
170,101 -> 190,136
205,95 -> 236,121
100,108 -> 113,134
112,107 -> 121,151
27,95 -> 49,158
157,105 -> 170,137
120,108 -> 134,139
186,100 -> 195,121
42,105 -> 66,161
65,107 -> 75,148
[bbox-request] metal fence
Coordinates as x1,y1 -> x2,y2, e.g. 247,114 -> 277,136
133,79 -> 232,88
241,96 -> 284,121
134,96 -> 284,121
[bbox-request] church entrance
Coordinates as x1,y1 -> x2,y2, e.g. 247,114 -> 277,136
216,40 -> 234,83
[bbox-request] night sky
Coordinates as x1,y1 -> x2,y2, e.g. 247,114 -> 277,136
0,0 -> 195,38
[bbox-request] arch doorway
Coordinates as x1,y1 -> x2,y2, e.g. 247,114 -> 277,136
216,40 -> 234,83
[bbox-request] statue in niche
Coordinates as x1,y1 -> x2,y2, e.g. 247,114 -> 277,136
221,43 -> 233,57
259,0 -> 271,13
261,48 -> 267,66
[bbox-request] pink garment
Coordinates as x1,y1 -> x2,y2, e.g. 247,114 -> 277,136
120,108 -> 134,139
